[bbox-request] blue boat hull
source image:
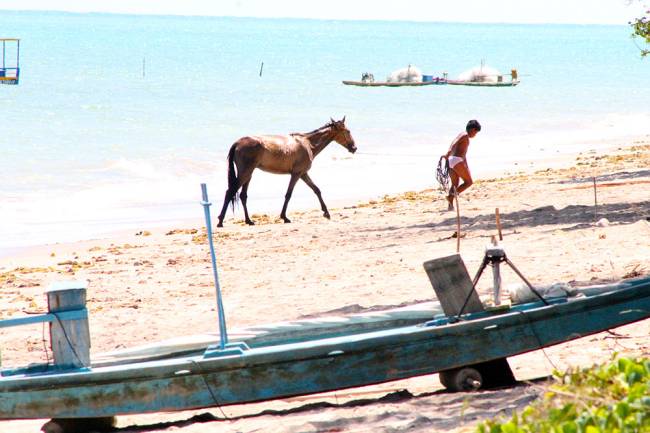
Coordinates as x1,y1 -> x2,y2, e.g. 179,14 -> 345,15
1,278 -> 649,419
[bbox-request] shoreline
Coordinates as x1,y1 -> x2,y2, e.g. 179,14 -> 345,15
2,135 -> 646,259
1,140 -> 650,433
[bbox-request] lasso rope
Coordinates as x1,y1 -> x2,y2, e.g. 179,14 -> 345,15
435,156 -> 450,193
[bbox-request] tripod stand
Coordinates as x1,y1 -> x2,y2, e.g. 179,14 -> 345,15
458,245 -> 549,318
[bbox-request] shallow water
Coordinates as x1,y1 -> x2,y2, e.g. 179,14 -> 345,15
1,11 -> 649,250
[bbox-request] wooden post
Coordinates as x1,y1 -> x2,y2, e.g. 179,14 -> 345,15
495,208 -> 503,241
593,176 -> 598,223
47,282 -> 91,369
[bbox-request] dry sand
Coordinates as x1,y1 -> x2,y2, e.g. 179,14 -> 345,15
1,141 -> 650,433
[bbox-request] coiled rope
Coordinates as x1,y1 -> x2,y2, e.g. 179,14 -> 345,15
435,156 -> 450,193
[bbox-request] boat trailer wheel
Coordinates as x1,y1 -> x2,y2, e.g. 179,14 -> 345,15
439,367 -> 483,392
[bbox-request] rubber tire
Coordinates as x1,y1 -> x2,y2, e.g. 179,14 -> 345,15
439,367 -> 483,392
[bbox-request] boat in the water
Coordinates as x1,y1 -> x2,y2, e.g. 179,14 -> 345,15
343,68 -> 447,87
1,253 -> 648,420
343,64 -> 521,87
447,79 -> 519,87
447,65 -> 519,87
342,79 -> 447,87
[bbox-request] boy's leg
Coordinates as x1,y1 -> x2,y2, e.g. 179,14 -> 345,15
447,170 -> 459,210
453,162 -> 473,194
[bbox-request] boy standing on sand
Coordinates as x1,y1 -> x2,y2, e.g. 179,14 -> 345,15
444,119 -> 481,211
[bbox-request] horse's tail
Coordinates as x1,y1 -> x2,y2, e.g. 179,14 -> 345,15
226,143 -> 240,211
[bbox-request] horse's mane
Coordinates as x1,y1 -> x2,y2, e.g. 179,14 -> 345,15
290,121 -> 336,137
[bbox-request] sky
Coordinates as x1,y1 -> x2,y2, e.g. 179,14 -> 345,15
0,0 -> 647,25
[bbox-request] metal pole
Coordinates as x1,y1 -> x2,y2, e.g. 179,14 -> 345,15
492,262 -> 502,305
200,183 -> 228,349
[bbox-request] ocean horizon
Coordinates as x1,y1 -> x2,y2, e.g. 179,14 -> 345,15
1,11 -> 649,253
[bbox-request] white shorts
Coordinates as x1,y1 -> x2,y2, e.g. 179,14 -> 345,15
447,155 -> 464,169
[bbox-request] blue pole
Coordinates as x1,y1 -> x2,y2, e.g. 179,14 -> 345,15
200,183 -> 228,349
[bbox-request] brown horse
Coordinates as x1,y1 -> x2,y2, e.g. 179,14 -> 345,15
217,117 -> 357,227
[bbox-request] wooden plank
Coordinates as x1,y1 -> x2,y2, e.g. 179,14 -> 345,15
423,254 -> 484,316
47,282 -> 91,368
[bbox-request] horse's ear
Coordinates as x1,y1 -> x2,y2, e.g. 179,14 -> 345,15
330,117 -> 335,124
341,116 -> 346,123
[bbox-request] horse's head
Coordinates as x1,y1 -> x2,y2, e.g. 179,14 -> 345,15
330,116 -> 356,154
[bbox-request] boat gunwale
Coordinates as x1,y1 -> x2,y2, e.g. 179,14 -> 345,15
1,278 -> 648,392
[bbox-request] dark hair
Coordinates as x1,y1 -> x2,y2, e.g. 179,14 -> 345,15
466,119 -> 481,132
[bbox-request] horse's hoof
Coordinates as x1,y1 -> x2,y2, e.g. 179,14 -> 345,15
323,212 -> 331,219
217,222 -> 223,228
246,220 -> 255,226
283,219 -> 291,224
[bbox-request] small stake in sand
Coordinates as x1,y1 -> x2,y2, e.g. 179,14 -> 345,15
495,208 -> 503,241
593,176 -> 598,223
259,61 -> 264,77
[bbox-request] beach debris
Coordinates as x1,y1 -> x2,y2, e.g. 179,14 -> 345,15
623,263 -> 646,279
165,228 -> 198,236
596,218 -> 610,227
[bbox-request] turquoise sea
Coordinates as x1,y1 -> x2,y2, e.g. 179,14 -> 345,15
1,11 -> 649,252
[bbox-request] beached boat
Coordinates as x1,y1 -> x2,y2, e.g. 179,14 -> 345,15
1,253 -> 648,420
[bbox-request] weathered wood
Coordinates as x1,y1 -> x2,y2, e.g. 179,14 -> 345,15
495,207 -> 503,240
0,277 -> 648,419
47,282 -> 91,369
423,254 -> 484,316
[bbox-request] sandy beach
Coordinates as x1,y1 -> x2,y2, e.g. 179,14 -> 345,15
1,139 -> 650,433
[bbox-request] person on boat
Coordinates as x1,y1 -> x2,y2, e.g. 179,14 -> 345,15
443,119 -> 481,211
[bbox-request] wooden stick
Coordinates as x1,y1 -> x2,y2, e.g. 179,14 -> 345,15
259,61 -> 264,77
495,207 -> 503,241
593,176 -> 598,223
455,193 -> 461,253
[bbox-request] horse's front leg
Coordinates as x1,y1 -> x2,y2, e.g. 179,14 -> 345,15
280,173 -> 301,223
301,173 -> 330,219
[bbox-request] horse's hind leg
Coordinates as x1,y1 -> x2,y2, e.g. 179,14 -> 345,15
301,173 -> 330,219
240,180 -> 254,225
217,187 -> 237,228
280,173 -> 301,223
